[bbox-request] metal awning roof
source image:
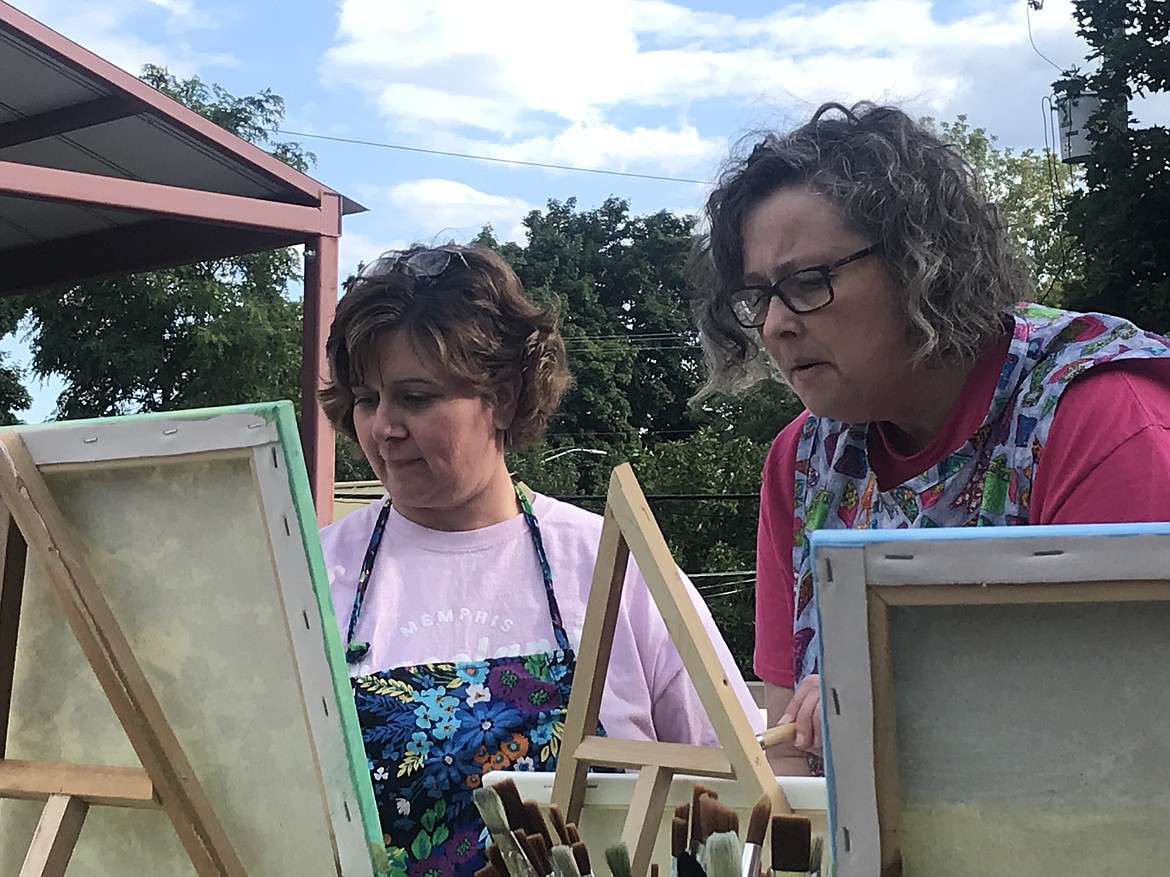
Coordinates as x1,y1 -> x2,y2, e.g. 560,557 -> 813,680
0,1 -> 364,293
0,0 -> 358,522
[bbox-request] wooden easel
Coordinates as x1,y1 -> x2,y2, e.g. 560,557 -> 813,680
0,432 -> 245,876
551,463 -> 789,877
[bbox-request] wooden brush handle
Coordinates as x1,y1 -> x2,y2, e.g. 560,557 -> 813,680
756,722 -> 797,750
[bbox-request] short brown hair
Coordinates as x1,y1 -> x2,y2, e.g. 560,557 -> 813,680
692,101 -> 1028,399
319,246 -> 569,450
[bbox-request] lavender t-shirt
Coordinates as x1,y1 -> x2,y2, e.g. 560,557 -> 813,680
321,493 -> 763,745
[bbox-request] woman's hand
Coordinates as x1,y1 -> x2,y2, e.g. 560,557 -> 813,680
779,673 -> 822,755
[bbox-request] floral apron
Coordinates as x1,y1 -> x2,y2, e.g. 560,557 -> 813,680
790,304 -> 1170,688
344,486 -> 599,877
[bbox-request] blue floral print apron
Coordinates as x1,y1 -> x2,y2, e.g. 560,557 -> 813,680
344,486 -> 600,877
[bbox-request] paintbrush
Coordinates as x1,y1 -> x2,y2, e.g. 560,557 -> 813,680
548,804 -> 572,846
566,822 -> 582,845
488,844 -> 509,877
523,800 -> 554,849
702,799 -> 741,877
651,864 -> 659,877
671,816 -> 688,877
473,787 -> 540,877
807,835 -> 824,876
678,785 -> 709,877
604,843 -> 632,877
674,802 -> 691,823
571,840 -> 592,877
493,777 -> 529,831
740,796 -> 772,877
770,814 -> 811,877
550,844 -> 581,877
756,722 -> 797,751
526,833 -> 553,877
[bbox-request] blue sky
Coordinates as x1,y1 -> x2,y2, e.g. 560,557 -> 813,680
9,0 -> 1167,420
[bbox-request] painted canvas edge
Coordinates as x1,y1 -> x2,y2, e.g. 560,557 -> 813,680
813,542 -> 880,877
267,402 -> 385,867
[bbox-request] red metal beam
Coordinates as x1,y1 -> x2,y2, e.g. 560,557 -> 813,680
302,227 -> 338,526
0,0 -> 335,204
0,95 -> 144,148
0,161 -> 340,237
0,219 -> 303,296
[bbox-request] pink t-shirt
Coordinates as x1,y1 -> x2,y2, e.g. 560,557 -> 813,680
755,339 -> 1170,688
322,493 -> 764,745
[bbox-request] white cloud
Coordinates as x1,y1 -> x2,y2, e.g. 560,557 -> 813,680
453,122 -> 725,178
15,0 -> 234,77
323,0 -> 1096,170
384,179 -> 535,244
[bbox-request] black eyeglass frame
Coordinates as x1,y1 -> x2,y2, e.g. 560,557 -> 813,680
729,243 -> 881,328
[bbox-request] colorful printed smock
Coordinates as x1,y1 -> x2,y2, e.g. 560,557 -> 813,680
344,486 -> 602,877
790,305 -> 1170,687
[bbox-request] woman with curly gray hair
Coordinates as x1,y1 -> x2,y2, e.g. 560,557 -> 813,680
318,245 -> 761,875
692,102 -> 1170,775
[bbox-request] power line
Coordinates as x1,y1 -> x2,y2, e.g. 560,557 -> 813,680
1025,2 -> 1065,73
274,128 -> 711,185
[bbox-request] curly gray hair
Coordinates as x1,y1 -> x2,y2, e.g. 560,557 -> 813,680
691,101 -> 1029,400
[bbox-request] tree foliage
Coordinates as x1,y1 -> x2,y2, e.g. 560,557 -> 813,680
23,67 -> 307,419
1054,0 -> 1170,332
934,115 -> 1079,301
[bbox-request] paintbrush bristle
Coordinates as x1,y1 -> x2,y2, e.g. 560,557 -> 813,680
548,804 -> 571,846
746,796 -> 772,846
671,816 -> 688,858
674,802 -> 690,823
487,844 -> 508,877
566,822 -> 581,845
550,844 -> 581,877
605,843 -> 632,877
527,834 -> 552,877
809,834 -> 825,874
651,863 -> 659,877
704,832 -> 741,877
523,800 -> 553,847
475,865 -> 500,877
493,777 -> 528,830
771,814 -> 812,873
571,840 -> 591,877
699,793 -> 730,842
689,786 -> 705,853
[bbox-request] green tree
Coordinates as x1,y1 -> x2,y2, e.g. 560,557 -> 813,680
0,298 -> 31,424
932,115 -> 1079,300
24,66 -> 308,419
1054,0 -> 1170,332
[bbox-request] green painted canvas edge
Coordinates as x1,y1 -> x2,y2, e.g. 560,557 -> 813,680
11,402 -> 387,873
266,402 -> 387,872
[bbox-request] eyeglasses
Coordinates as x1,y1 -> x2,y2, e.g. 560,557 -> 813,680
356,247 -> 468,283
729,244 -> 880,328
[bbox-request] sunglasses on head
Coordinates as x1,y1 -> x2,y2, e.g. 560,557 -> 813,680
356,247 -> 469,283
